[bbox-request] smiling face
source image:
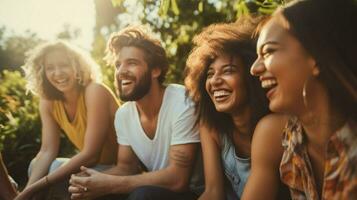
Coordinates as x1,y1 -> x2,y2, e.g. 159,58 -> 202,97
205,54 -> 248,114
114,46 -> 153,101
251,15 -> 318,115
44,50 -> 78,94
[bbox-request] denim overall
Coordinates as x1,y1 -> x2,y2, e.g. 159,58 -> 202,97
221,134 -> 251,200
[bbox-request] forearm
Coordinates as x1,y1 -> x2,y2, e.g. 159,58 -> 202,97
110,167 -> 188,194
26,151 -> 57,186
30,151 -> 97,192
198,188 -> 225,200
47,151 -> 98,184
103,163 -> 141,176
0,159 -> 17,200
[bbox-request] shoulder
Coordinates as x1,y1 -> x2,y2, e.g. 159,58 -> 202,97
199,123 -> 221,146
251,113 -> 289,163
253,113 -> 289,141
83,82 -> 118,105
39,98 -> 54,113
165,84 -> 186,98
84,82 -> 111,97
115,101 -> 134,119
165,84 -> 194,108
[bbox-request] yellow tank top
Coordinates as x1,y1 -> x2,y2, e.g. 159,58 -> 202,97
52,90 -> 118,165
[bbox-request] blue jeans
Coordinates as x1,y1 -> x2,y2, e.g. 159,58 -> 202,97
98,185 -> 198,200
28,158 -> 112,200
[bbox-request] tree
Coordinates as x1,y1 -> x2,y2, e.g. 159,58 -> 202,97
95,0 -> 284,83
0,28 -> 42,71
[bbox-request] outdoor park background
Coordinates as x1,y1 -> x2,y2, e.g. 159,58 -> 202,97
0,0 -> 283,188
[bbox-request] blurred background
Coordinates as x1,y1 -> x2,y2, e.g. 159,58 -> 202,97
0,0 -> 283,188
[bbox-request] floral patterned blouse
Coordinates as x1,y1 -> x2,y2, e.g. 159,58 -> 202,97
280,117 -> 357,200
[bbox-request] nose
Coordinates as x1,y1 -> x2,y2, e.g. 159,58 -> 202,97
53,66 -> 63,76
250,58 -> 265,77
115,64 -> 130,78
209,73 -> 223,86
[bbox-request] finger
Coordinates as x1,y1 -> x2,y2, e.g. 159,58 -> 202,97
71,191 -> 91,200
76,170 -> 89,177
69,177 -> 85,188
71,192 -> 84,200
68,185 -> 84,193
80,166 -> 97,175
70,174 -> 87,186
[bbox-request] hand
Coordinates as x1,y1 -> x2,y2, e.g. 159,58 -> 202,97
14,187 -> 35,200
69,166 -> 113,200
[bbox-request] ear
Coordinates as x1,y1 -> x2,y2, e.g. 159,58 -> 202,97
312,66 -> 320,76
309,57 -> 320,76
151,67 -> 162,79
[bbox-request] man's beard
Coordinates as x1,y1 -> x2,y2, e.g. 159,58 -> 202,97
118,69 -> 152,102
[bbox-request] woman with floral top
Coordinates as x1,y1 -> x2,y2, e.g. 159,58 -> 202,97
251,0 -> 357,199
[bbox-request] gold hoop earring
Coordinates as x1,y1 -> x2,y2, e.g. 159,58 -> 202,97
303,75 -> 316,110
302,75 -> 319,125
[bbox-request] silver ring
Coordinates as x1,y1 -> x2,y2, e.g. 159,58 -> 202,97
83,187 -> 88,192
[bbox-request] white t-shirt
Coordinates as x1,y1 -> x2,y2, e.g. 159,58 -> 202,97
114,84 -> 200,171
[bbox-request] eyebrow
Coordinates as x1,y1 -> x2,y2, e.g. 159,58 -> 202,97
115,58 -> 139,64
207,64 -> 238,70
258,41 -> 280,54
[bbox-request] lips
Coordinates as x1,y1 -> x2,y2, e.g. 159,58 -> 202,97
212,89 -> 231,102
121,79 -> 133,86
261,79 -> 278,99
53,77 -> 69,87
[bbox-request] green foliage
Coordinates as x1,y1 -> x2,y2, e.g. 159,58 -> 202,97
0,70 -> 40,185
0,70 -> 39,151
0,28 -> 43,71
0,26 -> 80,187
0,70 -> 76,186
106,0 -> 283,84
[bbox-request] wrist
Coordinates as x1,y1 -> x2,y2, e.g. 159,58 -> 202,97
109,175 -> 127,194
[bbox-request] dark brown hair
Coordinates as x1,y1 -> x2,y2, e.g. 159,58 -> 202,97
105,26 -> 169,84
185,16 -> 269,136
279,0 -> 357,121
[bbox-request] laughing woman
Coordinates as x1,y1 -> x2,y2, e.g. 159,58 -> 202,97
16,41 -> 119,199
251,0 -> 357,199
185,18 -> 290,200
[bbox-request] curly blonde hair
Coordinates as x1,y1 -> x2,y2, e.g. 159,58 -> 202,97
23,40 -> 102,100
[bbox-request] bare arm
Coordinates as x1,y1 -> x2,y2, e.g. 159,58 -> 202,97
103,144 -> 142,176
19,84 -> 118,199
241,114 -> 288,200
112,143 -> 198,193
69,143 -> 198,199
198,124 -> 225,200
0,153 -> 18,200
26,99 -> 61,187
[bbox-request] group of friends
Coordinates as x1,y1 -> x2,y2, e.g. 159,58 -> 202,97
1,0 -> 356,199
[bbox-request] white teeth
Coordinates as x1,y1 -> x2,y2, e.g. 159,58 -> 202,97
56,79 -> 67,84
261,79 -> 277,88
121,80 -> 132,85
213,90 -> 231,97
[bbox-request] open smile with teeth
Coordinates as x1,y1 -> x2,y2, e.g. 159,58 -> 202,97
121,80 -> 133,87
213,90 -> 231,101
54,78 -> 69,85
261,79 -> 278,89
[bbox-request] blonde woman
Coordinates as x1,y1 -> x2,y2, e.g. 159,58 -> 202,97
16,41 -> 119,199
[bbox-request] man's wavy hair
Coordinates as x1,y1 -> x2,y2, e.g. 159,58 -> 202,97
185,16 -> 269,136
23,40 -> 102,100
105,26 -> 169,84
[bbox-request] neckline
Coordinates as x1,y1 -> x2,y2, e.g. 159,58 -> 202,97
63,92 -> 83,124
133,85 -> 170,141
